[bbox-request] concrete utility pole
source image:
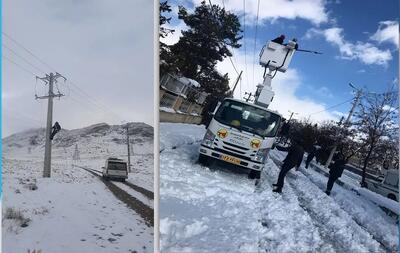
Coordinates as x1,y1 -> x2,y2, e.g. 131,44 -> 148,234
287,111 -> 297,123
231,70 -> 243,95
324,83 -> 362,168
125,124 -> 131,173
36,72 -> 66,177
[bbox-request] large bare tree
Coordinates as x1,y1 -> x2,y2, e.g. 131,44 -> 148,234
354,86 -> 398,187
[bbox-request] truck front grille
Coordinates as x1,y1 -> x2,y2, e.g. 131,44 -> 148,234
222,141 -> 249,151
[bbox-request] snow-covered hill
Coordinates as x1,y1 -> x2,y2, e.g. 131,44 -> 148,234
2,122 -> 154,253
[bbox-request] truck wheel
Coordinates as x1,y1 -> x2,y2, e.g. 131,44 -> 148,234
388,194 -> 396,201
198,154 -> 209,166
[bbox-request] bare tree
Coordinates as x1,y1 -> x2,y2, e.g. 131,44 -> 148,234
354,87 -> 398,187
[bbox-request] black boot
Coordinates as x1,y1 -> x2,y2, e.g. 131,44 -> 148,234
272,183 -> 278,187
325,190 -> 330,196
273,188 -> 282,193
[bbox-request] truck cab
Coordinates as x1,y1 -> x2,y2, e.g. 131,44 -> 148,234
102,157 -> 128,181
199,98 -> 282,179
366,169 -> 399,201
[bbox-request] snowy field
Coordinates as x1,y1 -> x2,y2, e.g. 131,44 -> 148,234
2,123 -> 154,253
159,123 -> 398,253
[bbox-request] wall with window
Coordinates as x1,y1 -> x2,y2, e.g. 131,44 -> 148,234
159,74 -> 209,124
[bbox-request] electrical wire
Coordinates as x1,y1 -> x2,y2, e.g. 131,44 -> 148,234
3,32 -> 123,121
3,55 -> 38,76
3,32 -> 55,72
3,44 -> 47,75
307,98 -> 354,116
243,0 -> 249,92
252,0 -> 261,90
207,0 -> 241,78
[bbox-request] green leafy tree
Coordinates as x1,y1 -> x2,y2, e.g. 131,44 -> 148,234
159,1 -> 176,76
169,1 -> 242,78
168,1 -> 241,120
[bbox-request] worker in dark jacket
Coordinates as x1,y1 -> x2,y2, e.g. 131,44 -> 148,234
50,121 -> 61,140
272,137 -> 305,193
305,144 -> 320,169
325,153 -> 347,195
271,34 -> 285,45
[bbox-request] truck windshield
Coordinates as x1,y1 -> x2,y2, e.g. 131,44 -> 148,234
214,100 -> 281,137
108,162 -> 127,171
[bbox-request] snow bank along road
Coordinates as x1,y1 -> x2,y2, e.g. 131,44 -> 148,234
75,165 -> 154,227
159,123 -> 398,253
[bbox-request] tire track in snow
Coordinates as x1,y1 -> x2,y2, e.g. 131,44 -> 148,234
298,168 -> 398,252
256,160 -> 337,253
75,165 -> 154,227
269,156 -> 386,253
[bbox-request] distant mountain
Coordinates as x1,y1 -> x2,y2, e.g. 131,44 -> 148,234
2,122 -> 153,156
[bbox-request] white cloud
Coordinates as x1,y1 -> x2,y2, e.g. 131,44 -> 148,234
160,21 -> 187,46
315,86 -> 333,98
306,27 -> 392,65
371,20 -> 399,48
193,0 -> 329,25
3,0 -> 154,137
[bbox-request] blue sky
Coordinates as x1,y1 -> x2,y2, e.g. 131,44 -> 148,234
161,0 -> 398,121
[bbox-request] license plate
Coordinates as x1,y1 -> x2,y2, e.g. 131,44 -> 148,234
221,154 -> 241,165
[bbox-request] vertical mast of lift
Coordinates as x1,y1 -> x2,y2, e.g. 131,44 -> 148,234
253,40 -> 298,108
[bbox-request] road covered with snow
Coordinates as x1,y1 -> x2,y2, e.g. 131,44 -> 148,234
2,123 -> 154,253
159,123 -> 398,253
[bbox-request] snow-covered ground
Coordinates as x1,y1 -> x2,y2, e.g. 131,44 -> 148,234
3,122 -> 154,253
159,123 -> 398,253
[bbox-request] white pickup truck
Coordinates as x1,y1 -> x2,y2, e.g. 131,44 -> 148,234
365,169 -> 399,201
102,157 -> 128,181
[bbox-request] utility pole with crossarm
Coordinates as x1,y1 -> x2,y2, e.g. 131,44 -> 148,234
36,72 -> 66,178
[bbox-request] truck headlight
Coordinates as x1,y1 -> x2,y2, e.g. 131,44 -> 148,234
202,129 -> 216,147
254,148 -> 270,163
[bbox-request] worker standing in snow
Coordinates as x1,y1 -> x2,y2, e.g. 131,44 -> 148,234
272,136 -> 305,193
325,153 -> 347,195
305,144 -> 320,169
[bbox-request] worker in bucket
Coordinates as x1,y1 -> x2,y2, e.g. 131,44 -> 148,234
271,34 -> 285,45
325,152 -> 347,196
272,135 -> 305,193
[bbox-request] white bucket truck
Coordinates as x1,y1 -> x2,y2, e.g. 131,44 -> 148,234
198,39 -> 299,179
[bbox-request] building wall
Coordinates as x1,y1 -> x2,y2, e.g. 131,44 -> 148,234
160,111 -> 202,125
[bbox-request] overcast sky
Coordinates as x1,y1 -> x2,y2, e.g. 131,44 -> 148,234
3,0 -> 154,137
162,0 -> 398,122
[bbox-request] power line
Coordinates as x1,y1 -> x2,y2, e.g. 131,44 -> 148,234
252,0 -> 261,90
3,32 -> 123,120
3,32 -> 55,72
243,0 -> 249,91
3,44 -> 47,74
307,98 -> 354,116
3,55 -> 37,76
207,0 -> 240,77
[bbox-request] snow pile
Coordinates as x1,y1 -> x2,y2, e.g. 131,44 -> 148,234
159,123 -> 205,151
287,151 -> 400,216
